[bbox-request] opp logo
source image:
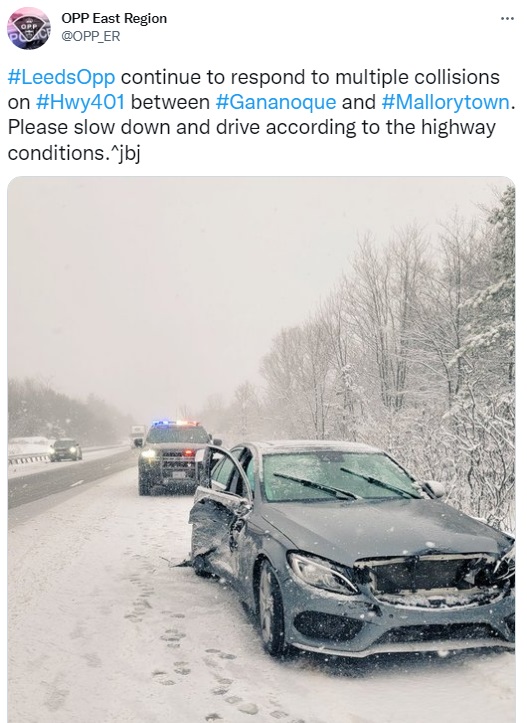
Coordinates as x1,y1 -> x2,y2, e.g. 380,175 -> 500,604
7,7 -> 51,49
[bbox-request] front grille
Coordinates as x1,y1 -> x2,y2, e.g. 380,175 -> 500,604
161,451 -> 194,475
357,554 -> 497,594
354,553 -> 508,609
377,623 -> 505,646
294,611 -> 363,643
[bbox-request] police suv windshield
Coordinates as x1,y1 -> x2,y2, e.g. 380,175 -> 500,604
146,426 -> 209,444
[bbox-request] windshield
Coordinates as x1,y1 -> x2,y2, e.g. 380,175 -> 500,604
145,426 -> 209,444
263,451 -> 419,502
54,439 -> 76,448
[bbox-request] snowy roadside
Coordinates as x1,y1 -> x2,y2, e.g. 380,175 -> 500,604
8,467 -> 515,723
7,445 -> 131,479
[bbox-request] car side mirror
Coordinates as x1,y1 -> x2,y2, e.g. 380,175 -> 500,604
422,480 -> 446,499
134,438 -> 144,448
212,438 -> 222,446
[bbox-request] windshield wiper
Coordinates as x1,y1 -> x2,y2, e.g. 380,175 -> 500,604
339,467 -> 418,498
273,472 -> 360,500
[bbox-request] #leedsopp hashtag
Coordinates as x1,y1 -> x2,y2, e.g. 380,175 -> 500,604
8,69 -> 21,84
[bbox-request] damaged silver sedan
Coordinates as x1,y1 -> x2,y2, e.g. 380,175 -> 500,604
189,441 -> 515,658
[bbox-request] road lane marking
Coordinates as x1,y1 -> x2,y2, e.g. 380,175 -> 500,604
70,480 -> 85,487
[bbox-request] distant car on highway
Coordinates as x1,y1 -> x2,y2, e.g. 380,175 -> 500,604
189,440 -> 515,659
137,420 -> 222,495
49,439 -> 83,462
130,424 -> 147,449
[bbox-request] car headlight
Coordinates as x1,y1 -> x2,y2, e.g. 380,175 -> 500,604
287,552 -> 359,595
69,447 -> 77,453
141,449 -> 158,460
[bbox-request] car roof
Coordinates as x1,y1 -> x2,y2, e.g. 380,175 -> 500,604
149,421 -> 204,429
236,440 -> 383,455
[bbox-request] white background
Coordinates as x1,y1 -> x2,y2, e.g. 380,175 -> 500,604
2,0 -> 523,716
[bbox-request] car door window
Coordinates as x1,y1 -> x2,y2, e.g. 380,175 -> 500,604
228,470 -> 251,498
227,449 -> 253,498
212,457 -> 236,490
220,447 -> 252,499
244,457 -> 255,490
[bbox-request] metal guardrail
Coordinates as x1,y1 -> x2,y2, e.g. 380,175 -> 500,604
8,453 -> 50,466
7,444 -> 127,466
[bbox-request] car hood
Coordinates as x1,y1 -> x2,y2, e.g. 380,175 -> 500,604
261,498 -> 512,564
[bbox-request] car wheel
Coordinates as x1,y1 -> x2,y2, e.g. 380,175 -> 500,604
258,560 -> 287,657
138,476 -> 151,496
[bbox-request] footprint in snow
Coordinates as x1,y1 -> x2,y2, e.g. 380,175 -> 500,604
151,670 -> 176,686
82,653 -> 102,668
216,677 -> 233,686
161,610 -> 186,619
161,629 -> 185,640
205,649 -> 236,660
173,661 -> 191,675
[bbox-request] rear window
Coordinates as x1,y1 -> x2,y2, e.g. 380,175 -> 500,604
145,426 -> 209,444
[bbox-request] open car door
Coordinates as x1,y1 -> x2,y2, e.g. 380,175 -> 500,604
189,446 -> 252,581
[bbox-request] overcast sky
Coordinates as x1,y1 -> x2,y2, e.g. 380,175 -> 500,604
8,177 -> 508,423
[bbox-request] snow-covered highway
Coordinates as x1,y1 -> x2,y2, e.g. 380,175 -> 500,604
8,466 -> 515,723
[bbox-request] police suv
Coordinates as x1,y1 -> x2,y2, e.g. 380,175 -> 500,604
137,420 -> 221,495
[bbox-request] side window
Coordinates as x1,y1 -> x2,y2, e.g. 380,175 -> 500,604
228,448 -> 253,497
210,458 -> 225,484
212,457 -> 236,491
245,457 -> 255,491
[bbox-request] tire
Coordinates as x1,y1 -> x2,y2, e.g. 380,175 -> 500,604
138,475 -> 152,496
258,560 -> 287,657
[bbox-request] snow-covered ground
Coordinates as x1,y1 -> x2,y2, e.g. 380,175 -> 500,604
8,467 -> 515,723
8,444 -> 130,479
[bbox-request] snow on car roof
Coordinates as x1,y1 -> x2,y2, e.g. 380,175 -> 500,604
247,440 -> 382,455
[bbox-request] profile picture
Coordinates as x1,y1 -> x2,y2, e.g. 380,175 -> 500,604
7,6 -> 50,49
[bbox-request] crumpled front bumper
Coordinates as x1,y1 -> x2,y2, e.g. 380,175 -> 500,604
279,572 -> 515,658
